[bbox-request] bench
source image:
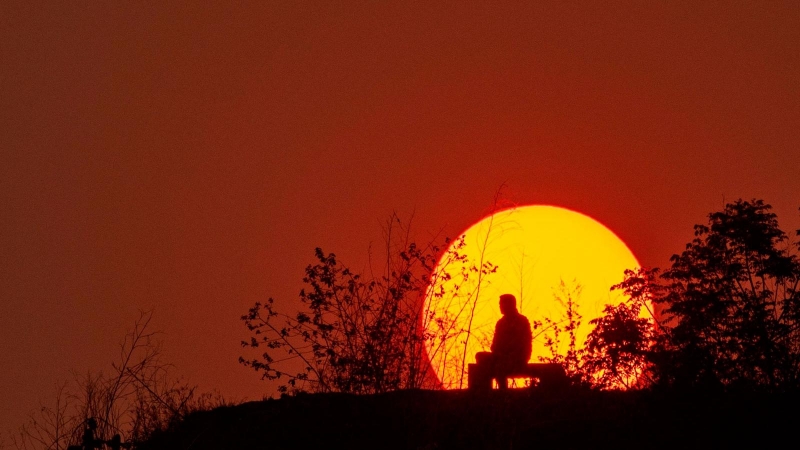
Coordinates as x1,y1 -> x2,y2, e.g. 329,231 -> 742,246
467,361 -> 567,391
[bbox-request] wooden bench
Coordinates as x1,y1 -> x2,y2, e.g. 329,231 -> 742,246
467,361 -> 567,391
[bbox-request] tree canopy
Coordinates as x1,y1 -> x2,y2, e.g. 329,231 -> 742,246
604,199 -> 800,389
239,216 -> 483,394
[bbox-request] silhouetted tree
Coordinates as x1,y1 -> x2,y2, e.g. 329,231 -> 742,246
603,199 -> 800,390
583,268 -> 659,389
659,199 -> 800,388
240,215 -> 482,394
538,280 -> 587,385
12,311 -> 227,450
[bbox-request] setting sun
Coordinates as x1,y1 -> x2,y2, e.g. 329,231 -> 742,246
424,205 -> 641,389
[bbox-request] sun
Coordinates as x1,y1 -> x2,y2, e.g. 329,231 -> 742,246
423,205 -> 641,389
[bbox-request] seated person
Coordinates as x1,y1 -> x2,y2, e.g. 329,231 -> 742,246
476,294 -> 532,389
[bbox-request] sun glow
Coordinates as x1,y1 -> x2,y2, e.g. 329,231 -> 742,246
423,205 -> 641,389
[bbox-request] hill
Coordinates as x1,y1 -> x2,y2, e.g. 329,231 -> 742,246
140,388 -> 798,449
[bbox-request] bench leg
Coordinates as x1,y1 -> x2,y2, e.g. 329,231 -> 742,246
496,375 -> 509,390
468,363 -> 492,391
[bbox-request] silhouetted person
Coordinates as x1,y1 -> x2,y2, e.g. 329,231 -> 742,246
476,294 -> 532,389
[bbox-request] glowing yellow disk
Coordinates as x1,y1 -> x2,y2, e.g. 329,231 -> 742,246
423,205 -> 641,389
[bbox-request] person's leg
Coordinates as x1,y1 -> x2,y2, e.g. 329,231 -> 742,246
496,375 -> 509,390
471,352 -> 494,390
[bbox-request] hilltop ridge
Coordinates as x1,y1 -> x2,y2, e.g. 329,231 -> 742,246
139,388 -> 797,449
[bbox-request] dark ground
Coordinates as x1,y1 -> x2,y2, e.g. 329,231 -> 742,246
140,388 -> 799,449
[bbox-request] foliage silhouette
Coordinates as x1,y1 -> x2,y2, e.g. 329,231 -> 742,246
584,268 -> 658,389
601,199 -> 800,390
536,280 -> 588,386
11,311 -> 228,450
240,215 -> 493,394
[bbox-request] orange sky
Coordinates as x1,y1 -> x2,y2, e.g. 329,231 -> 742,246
2,2 -> 799,432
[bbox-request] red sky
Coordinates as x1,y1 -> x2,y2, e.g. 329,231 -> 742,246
2,2 -> 799,433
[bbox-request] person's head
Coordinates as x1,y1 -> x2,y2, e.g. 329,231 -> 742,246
499,294 -> 517,315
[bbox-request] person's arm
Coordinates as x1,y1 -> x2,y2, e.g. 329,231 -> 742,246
523,317 -> 533,359
491,319 -> 502,352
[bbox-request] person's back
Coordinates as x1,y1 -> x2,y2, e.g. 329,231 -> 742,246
491,310 -> 532,370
